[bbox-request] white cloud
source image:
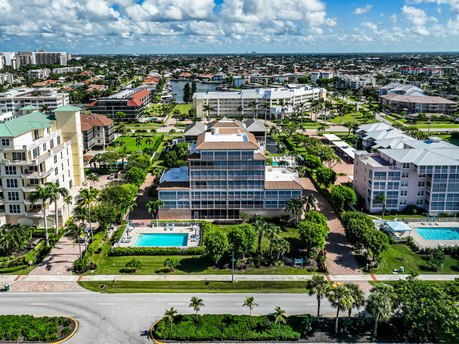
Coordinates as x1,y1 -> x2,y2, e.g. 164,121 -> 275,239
354,4 -> 373,15
362,21 -> 378,31
402,5 -> 436,26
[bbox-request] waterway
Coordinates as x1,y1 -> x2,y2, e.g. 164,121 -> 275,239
169,80 -> 221,103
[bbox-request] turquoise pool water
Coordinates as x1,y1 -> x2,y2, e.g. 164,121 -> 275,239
272,162 -> 279,167
416,227 -> 459,240
135,233 -> 188,247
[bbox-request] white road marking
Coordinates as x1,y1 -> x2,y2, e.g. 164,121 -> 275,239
30,303 -> 48,306
167,302 -> 184,306
98,303 -> 116,306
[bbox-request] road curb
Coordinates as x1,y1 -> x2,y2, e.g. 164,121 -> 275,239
149,319 -> 165,344
50,317 -> 79,344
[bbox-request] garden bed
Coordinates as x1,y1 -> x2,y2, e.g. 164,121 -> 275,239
151,314 -> 404,343
0,315 -> 77,343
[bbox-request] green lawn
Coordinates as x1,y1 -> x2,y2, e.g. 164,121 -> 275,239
88,225 -> 313,276
111,135 -> 163,153
79,280 -> 307,293
172,103 -> 193,115
373,244 -> 459,274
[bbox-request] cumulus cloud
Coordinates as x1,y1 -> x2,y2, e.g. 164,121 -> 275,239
402,5 -> 437,36
354,4 -> 373,15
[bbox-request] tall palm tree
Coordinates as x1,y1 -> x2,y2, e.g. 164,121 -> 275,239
145,137 -> 153,147
135,135 -> 143,149
46,182 -> 69,235
63,195 -> 73,219
164,307 -> 177,331
306,275 -> 332,322
242,296 -> 258,322
265,223 -> 281,257
202,104 -> 214,122
346,283 -> 365,318
373,193 -> 387,220
327,284 -> 354,333
366,284 -> 394,337
29,184 -> 52,247
273,306 -> 287,329
76,187 -> 99,239
87,173 -> 99,187
65,218 -> 84,259
252,217 -> 267,253
189,297 -> 205,323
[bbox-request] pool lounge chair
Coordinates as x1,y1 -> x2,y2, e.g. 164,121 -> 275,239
121,238 -> 131,243
171,223 -> 175,231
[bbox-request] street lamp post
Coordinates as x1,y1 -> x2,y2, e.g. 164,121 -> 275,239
231,250 -> 236,283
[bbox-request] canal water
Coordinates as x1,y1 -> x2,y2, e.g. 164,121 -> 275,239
170,80 -> 221,103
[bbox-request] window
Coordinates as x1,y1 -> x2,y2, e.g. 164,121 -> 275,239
8,204 -> 21,214
54,155 -> 57,163
416,199 -> 424,206
5,166 -> 16,175
1,138 -> 10,146
12,152 -> 26,161
418,181 -> 425,187
401,191 -> 407,196
402,163 -> 410,169
417,190 -> 425,197
32,147 -> 40,159
6,179 -> 18,188
56,136 -> 61,145
50,139 -> 54,149
402,172 -> 409,178
401,181 -> 408,187
54,167 -> 58,176
400,200 -> 407,205
7,192 -> 19,201
42,143 -> 47,151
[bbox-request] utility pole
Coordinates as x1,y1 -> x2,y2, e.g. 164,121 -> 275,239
231,250 -> 235,283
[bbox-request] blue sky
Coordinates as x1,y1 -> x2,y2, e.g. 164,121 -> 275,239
0,0 -> 458,54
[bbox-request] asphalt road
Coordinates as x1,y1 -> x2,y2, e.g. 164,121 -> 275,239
0,292 -> 339,343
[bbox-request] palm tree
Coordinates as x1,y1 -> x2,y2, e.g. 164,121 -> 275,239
284,198 -> 304,224
124,198 -> 137,219
265,223 -> 281,257
242,296 -> 258,322
366,284 -> 394,337
271,237 -> 290,260
252,217 -> 267,253
145,137 -> 153,147
306,275 -> 332,322
87,173 -> 99,187
63,195 -> 73,219
189,297 -> 205,323
373,193 -> 387,220
327,284 -> 354,333
146,200 -> 163,221
303,194 -> 316,211
202,104 -> 214,122
346,283 -> 365,318
29,184 -> 52,247
76,187 -> 99,239
46,182 -> 69,234
164,307 -> 177,331
135,135 -> 143,149
273,306 -> 287,329
66,218 -> 84,259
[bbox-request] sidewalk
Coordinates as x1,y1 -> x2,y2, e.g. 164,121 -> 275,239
2,274 -> 458,284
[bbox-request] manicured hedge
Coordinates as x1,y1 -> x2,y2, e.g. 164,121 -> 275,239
154,314 -> 301,341
109,246 -> 205,256
0,315 -> 73,343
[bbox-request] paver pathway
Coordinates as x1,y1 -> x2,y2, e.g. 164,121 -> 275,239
129,173 -> 155,220
301,176 -> 361,274
10,236 -> 87,292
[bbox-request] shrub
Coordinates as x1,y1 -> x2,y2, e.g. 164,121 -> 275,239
125,258 -> 142,272
109,246 -> 205,256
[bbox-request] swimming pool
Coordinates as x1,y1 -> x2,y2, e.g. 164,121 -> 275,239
416,227 -> 459,240
135,233 -> 188,247
272,161 -> 279,167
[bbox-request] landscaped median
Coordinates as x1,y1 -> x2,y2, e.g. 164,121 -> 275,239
0,315 -> 77,343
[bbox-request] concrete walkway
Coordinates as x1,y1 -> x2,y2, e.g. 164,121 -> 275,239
1,273 -> 457,285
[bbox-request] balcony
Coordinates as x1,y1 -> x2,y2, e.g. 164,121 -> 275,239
22,168 -> 53,179
22,185 -> 37,192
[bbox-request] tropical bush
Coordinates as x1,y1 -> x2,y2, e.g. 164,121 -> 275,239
154,314 -> 301,341
109,246 -> 205,256
0,315 -> 73,342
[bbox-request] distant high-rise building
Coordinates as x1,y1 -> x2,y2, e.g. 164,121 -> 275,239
32,51 -> 70,66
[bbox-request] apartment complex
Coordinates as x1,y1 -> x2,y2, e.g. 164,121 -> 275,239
27,69 -> 51,79
88,88 -> 151,121
158,119 -> 308,220
379,83 -> 456,113
80,113 -> 115,152
0,51 -> 71,69
0,88 -> 69,115
0,105 -> 84,226
193,85 -> 326,119
354,123 -> 459,215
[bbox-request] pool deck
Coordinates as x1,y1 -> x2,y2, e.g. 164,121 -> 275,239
407,222 -> 459,248
117,221 -> 201,248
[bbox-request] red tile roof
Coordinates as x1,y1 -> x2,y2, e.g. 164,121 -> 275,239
80,113 -> 113,132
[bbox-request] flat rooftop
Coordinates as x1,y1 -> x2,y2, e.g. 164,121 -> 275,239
203,130 -> 249,143
265,167 -> 298,182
